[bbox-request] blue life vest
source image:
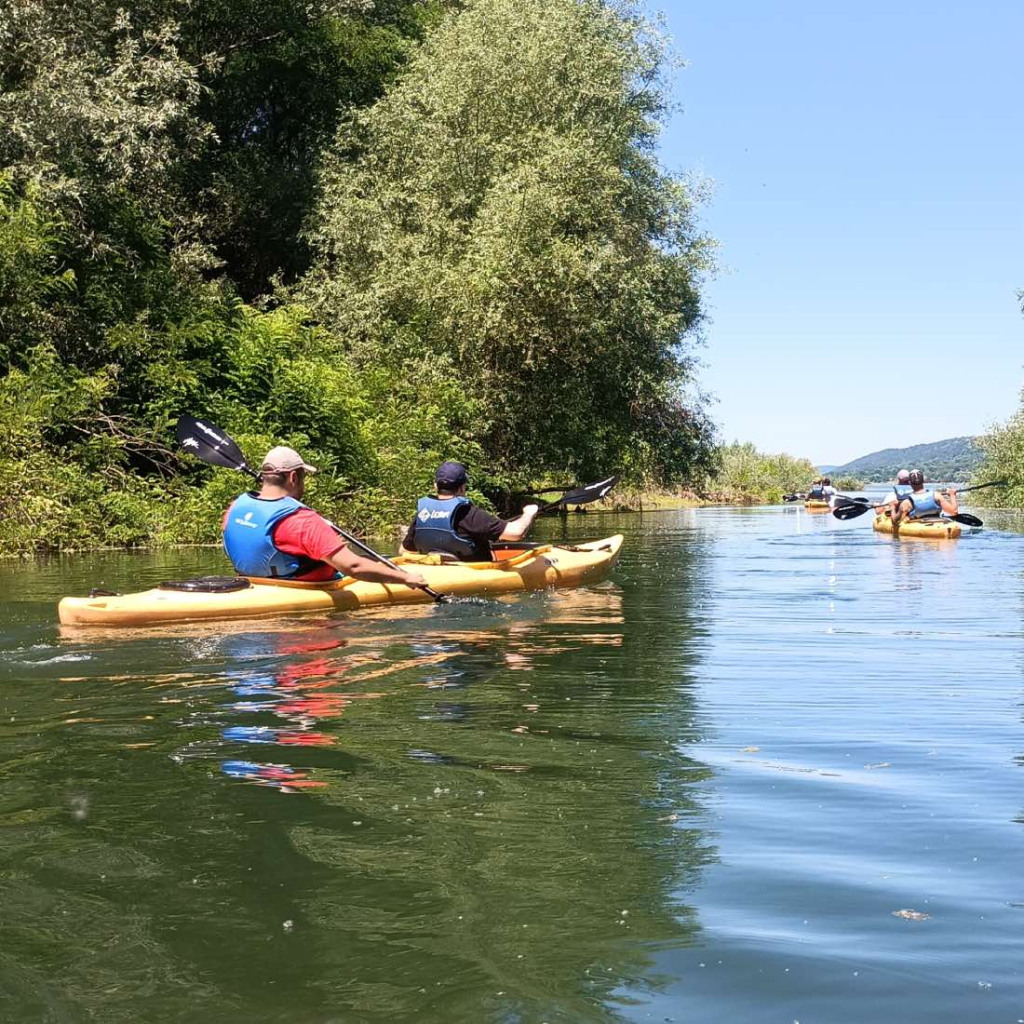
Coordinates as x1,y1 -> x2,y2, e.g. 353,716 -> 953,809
807,485 -> 825,499
894,483 -> 913,500
413,496 -> 478,560
908,490 -> 942,519
223,493 -> 326,577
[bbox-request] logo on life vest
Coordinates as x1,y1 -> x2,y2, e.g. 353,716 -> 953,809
234,511 -> 259,528
418,508 -> 450,523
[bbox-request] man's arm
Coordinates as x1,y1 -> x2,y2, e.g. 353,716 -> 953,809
937,488 -> 959,516
277,510 -> 427,588
327,546 -> 427,588
498,504 -> 540,542
398,518 -> 417,557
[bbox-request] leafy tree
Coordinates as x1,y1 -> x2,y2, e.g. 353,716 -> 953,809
302,0 -> 716,486
178,0 -> 431,297
0,0 -> 722,551
972,402 -> 1024,506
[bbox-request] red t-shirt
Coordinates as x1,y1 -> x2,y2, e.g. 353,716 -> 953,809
222,507 -> 346,582
273,510 -> 347,581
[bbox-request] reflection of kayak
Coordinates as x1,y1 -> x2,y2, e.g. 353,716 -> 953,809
803,500 -> 830,512
58,536 -> 624,627
873,515 -> 961,540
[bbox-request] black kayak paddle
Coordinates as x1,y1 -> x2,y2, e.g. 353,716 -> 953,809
176,415 -> 450,603
538,475 -> 618,513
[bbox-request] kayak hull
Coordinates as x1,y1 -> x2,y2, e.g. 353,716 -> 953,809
872,515 -> 961,540
57,536 -> 624,627
803,500 -> 830,512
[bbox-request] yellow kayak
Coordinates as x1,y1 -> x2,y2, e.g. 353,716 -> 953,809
803,500 -> 831,512
872,515 -> 961,540
57,536 -> 624,627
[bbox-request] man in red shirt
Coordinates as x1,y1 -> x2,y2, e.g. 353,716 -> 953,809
222,446 -> 427,588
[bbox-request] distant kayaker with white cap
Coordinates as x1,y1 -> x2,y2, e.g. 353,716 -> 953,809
879,469 -> 913,508
400,461 -> 540,561
223,446 -> 427,588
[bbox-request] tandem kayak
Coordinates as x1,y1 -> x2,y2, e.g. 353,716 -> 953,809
803,500 -> 831,512
57,536 -> 624,627
872,515 -> 961,540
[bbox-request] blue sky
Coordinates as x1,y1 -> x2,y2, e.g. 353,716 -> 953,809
656,1 -> 1024,465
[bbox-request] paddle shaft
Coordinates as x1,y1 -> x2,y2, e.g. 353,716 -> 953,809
941,479 -> 1006,496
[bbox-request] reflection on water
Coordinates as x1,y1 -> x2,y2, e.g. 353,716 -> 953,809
186,588 -> 634,795
5,507 -> 1024,1021
0,536 -> 715,1022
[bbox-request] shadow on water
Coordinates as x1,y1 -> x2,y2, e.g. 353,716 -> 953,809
0,523 -> 716,1022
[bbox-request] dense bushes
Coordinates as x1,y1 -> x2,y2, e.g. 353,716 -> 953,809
971,405 -> 1024,507
0,0 -> 719,552
710,443 -> 818,504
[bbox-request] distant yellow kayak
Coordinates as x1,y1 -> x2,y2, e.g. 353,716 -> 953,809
803,500 -> 831,512
58,536 -> 624,627
872,515 -> 961,540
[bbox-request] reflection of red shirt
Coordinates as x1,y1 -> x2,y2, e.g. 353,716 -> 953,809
222,507 -> 345,582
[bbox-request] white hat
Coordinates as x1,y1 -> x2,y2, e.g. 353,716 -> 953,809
261,446 -> 317,474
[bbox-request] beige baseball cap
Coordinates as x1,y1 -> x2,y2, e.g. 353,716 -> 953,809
261,446 -> 317,474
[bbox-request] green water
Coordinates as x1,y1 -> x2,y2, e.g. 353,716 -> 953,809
3,505 -> 1024,1022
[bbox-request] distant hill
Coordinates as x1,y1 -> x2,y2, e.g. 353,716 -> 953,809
831,436 -> 983,483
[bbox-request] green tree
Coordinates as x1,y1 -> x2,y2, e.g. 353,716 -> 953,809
179,0 -> 431,298
711,442 -> 818,504
972,402 -> 1024,506
302,0 -> 716,487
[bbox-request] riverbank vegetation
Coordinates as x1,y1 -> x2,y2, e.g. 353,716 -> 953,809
707,443 -> 818,504
832,476 -> 865,492
971,402 -> 1024,506
0,0 -> 719,552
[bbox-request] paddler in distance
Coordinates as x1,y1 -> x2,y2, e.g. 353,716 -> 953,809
806,477 -> 826,501
880,469 -> 913,507
894,469 -> 959,524
877,469 -> 913,517
223,446 -> 428,589
400,461 -> 540,561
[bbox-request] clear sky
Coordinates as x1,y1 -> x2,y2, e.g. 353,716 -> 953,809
656,0 -> 1024,465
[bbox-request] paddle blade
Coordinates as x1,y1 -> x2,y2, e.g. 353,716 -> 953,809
952,512 -> 983,527
544,475 -> 619,511
176,415 -> 253,475
832,502 -> 874,520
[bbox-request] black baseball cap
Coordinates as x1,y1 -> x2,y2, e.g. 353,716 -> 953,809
435,461 -> 469,489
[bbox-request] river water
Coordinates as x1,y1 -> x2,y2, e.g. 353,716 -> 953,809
3,503 -> 1024,1022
